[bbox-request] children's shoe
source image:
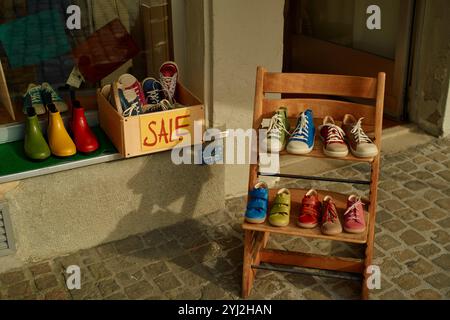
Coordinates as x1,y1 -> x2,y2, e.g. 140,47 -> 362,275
47,104 -> 76,157
269,188 -> 291,227
71,100 -> 99,153
343,114 -> 379,158
287,109 -> 315,154
142,77 -> 165,105
160,61 -> 179,102
145,99 -> 174,113
298,189 -> 321,228
343,195 -> 366,234
321,196 -> 342,236
118,74 -> 146,105
24,107 -> 51,161
23,84 -> 46,115
319,116 -> 348,158
119,87 -> 143,117
245,182 -> 269,224
41,82 -> 68,113
264,107 -> 290,153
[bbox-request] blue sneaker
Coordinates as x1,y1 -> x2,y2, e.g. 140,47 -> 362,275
245,182 -> 269,224
23,84 -> 46,115
287,109 -> 315,154
119,88 -> 143,117
142,77 -> 165,105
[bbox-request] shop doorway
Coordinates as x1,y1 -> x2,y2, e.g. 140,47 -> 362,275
283,0 -> 415,121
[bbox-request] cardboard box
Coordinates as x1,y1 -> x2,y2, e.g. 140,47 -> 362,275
98,83 -> 205,158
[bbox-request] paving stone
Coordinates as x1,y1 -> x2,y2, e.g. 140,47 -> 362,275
431,230 -> 450,245
376,234 -> 401,250
200,283 -> 228,300
411,171 -> 434,180
400,230 -> 426,245
406,258 -> 435,275
423,208 -> 447,221
116,269 -> 144,288
177,265 -> 212,288
165,288 -> 203,300
412,156 -> 429,164
393,249 -> 417,263
376,210 -> 394,223
29,263 -> 52,277
302,286 -> 332,300
124,280 -> 158,299
424,163 -> 442,172
35,274 -> 59,291
105,292 -> 128,300
438,217 -> 450,229
432,254 -> 450,271
96,243 -> 117,259
437,170 -> 450,182
154,273 -> 182,292
396,162 -> 417,172
379,259 -> 403,277
415,243 -> 441,258
409,218 -> 438,232
413,289 -> 442,300
436,198 -> 450,211
392,273 -> 421,290
404,180 -> 428,191
379,200 -> 405,212
54,254 -> 81,269
115,236 -> 144,254
7,281 -> 33,298
404,198 -> 431,211
423,190 -> 444,201
70,281 -> 102,300
143,261 -> 170,279
142,229 -> 167,247
424,273 -> 450,290
379,289 -> 407,300
88,263 -> 112,280
44,289 -> 70,300
392,188 -> 415,199
379,181 -> 400,191
0,270 -> 26,286
190,242 -> 222,263
285,273 -> 317,289
396,209 -> 420,221
97,279 -> 121,297
381,220 -> 407,233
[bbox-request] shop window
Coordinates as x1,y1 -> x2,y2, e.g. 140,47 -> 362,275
0,0 -> 174,127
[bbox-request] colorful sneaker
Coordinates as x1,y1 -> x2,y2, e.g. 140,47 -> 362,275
245,182 -> 269,224
269,188 -> 291,227
343,114 -> 379,158
264,107 -> 290,153
287,109 -> 315,154
142,77 -> 165,105
118,74 -> 146,105
119,87 -> 143,117
23,84 -> 46,115
145,99 -> 174,113
319,116 -> 348,158
343,195 -> 366,234
160,61 -> 179,103
298,189 -> 321,228
321,196 -> 342,236
41,82 -> 68,113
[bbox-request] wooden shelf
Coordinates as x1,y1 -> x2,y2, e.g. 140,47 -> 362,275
242,188 -> 369,244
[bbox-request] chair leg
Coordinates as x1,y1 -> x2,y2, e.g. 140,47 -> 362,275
242,230 -> 255,299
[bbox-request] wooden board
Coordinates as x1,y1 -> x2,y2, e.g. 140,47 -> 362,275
242,188 -> 370,244
0,60 -> 15,121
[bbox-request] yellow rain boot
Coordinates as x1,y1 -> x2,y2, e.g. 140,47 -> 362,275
47,103 -> 76,157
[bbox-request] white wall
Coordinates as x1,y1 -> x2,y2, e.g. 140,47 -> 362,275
211,0 -> 285,197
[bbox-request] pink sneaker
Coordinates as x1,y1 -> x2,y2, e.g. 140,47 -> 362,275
160,61 -> 179,103
343,195 -> 366,234
118,74 -> 146,105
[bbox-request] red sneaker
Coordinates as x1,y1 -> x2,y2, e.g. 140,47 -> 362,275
319,116 -> 348,158
71,100 -> 99,153
160,61 -> 179,103
343,195 -> 366,234
298,189 -> 322,228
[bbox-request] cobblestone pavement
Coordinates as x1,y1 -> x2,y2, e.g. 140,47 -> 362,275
1,138 -> 449,300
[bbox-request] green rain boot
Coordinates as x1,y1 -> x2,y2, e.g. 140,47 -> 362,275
24,107 -> 51,161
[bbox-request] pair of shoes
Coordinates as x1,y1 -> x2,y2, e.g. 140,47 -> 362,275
298,190 -> 366,235
264,108 -> 315,154
143,61 -> 179,105
320,115 -> 378,158
24,100 -> 99,160
23,83 -> 68,115
244,183 -> 290,227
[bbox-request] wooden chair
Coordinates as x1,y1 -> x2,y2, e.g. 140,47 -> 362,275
242,66 -> 385,300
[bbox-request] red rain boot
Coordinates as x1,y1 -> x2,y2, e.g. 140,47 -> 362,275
71,100 -> 99,153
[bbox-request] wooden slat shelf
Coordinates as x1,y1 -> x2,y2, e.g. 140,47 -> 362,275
242,188 -> 369,244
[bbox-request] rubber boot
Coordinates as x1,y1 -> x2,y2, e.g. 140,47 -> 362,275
47,103 -> 77,157
71,100 -> 99,153
24,107 -> 51,161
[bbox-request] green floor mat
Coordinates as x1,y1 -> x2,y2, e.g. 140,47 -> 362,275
0,127 -> 118,177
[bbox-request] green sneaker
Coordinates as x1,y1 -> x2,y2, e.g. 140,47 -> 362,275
23,84 -> 46,115
41,82 -> 68,113
269,188 -> 291,227
265,107 -> 290,152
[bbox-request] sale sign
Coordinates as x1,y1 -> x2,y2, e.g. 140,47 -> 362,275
139,106 -> 204,152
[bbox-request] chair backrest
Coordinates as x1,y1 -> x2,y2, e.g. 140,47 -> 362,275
253,67 -> 386,146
